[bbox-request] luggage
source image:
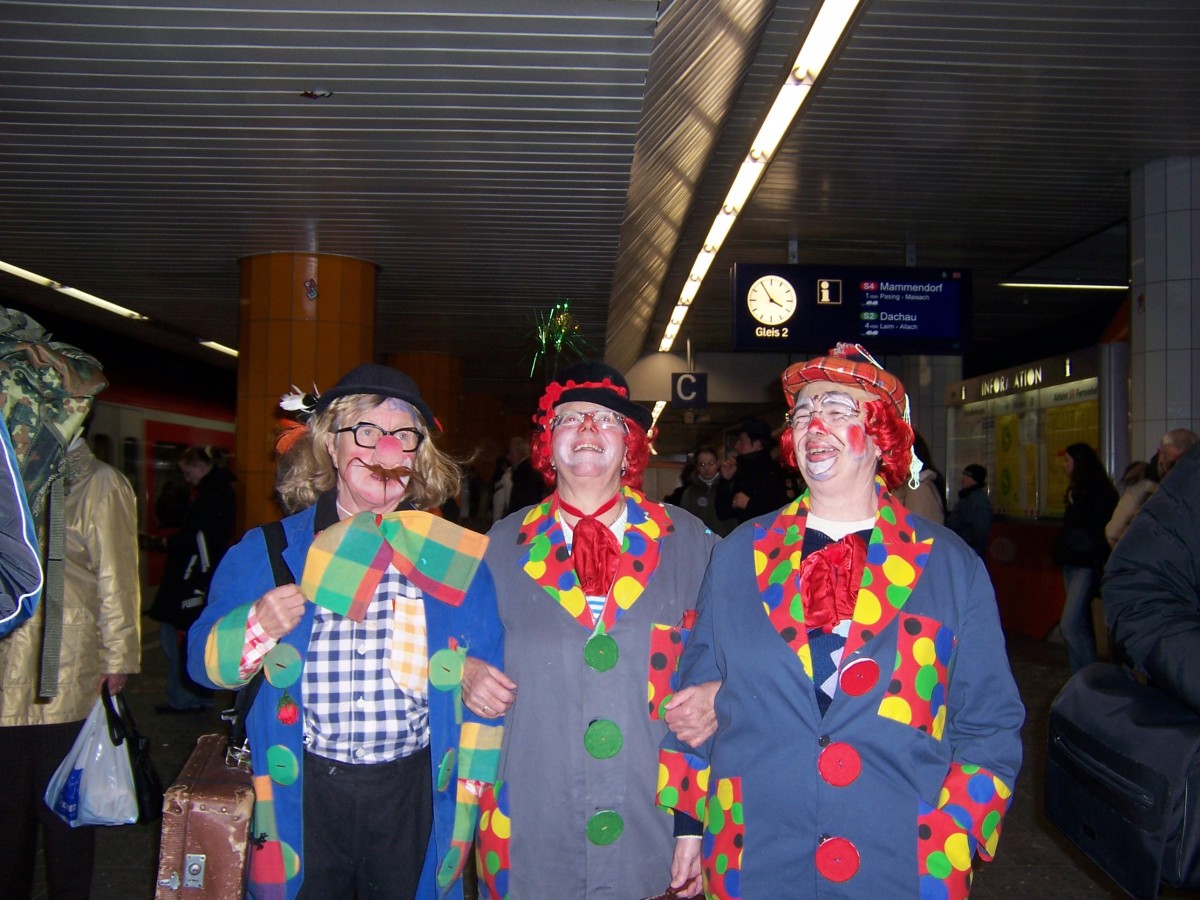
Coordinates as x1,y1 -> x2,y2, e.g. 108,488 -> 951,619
154,733 -> 254,898
1045,661 -> 1200,899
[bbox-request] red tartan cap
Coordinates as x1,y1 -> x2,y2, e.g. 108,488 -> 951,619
781,343 -> 907,418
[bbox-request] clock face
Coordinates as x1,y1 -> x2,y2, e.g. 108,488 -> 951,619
747,275 -> 798,325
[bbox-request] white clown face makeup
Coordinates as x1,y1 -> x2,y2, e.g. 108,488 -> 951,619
790,384 -> 880,492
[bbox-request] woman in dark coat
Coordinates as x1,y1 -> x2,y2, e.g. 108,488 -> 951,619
147,445 -> 235,712
1052,442 -> 1119,672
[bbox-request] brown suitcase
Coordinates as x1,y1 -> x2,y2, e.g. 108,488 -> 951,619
155,733 -> 255,898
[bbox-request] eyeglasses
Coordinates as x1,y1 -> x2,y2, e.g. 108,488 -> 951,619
550,409 -> 627,432
334,422 -> 425,451
787,394 -> 862,429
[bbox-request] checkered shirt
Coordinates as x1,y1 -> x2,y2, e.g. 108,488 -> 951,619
302,565 -> 430,764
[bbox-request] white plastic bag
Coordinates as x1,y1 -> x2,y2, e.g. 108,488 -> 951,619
44,697 -> 137,827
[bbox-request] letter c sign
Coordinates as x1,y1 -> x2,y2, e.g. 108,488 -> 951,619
671,372 -> 707,409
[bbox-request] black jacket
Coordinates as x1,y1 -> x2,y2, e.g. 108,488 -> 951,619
715,448 -> 790,524
1053,480 -> 1118,568
148,466 -> 236,628
1103,444 -> 1200,713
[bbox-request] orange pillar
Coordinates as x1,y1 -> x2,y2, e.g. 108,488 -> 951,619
384,351 -> 467,452
237,252 -> 377,530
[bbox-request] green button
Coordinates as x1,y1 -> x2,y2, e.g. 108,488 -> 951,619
429,648 -> 464,691
583,633 -> 618,672
436,748 -> 456,792
266,744 -> 299,786
586,809 -> 624,845
262,644 -> 303,688
583,719 -> 623,760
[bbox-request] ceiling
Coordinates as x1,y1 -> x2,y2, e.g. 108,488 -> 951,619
2,0 -> 1197,455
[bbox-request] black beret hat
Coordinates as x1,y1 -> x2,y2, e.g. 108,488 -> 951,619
542,360 -> 652,431
314,363 -> 439,431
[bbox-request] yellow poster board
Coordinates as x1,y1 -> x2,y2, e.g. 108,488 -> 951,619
1044,400 -> 1100,516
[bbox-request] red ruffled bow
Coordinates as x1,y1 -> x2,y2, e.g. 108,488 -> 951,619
799,534 -> 866,633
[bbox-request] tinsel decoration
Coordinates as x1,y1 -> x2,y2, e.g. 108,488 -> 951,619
528,301 -> 591,380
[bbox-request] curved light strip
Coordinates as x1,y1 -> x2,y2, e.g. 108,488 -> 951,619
650,0 -> 863,429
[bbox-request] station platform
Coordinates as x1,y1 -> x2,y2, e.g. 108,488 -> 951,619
32,624 -> 1185,899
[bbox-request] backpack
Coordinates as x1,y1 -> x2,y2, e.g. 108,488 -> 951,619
0,415 -> 42,638
0,307 -> 108,695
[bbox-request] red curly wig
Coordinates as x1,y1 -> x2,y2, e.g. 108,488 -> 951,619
779,396 -> 913,491
530,418 -> 652,491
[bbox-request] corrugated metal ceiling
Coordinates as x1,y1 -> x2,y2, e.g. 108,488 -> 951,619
1,0 -> 1198,453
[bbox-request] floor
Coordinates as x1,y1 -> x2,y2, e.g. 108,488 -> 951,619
31,627 -> 1184,899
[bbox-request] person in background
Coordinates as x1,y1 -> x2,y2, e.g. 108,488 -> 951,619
504,434 -> 547,515
489,453 -> 513,524
658,343 -> 1023,897
1052,442 -> 1119,672
714,417 -> 790,525
461,361 -> 718,899
0,435 -> 141,899
946,463 -> 993,559
188,364 -> 504,900
147,445 -> 236,714
894,431 -> 945,524
663,455 -> 694,506
1104,442 -> 1200,714
678,445 -> 737,537
1106,429 -> 1198,548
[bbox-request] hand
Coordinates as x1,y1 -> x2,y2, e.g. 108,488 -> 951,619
462,656 -> 517,718
670,838 -> 703,897
731,491 -> 750,510
98,673 -> 127,694
664,681 -> 720,747
252,584 -> 308,640
719,457 -> 737,480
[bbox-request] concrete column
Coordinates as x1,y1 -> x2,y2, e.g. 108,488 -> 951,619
892,353 -> 962,489
237,252 -> 376,529
1129,156 -> 1200,459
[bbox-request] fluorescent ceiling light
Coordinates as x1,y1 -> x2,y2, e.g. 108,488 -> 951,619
999,282 -> 1128,291
55,286 -> 148,320
199,340 -> 239,357
1,256 -> 234,357
0,260 -> 58,287
657,0 -> 863,353
0,257 -> 148,319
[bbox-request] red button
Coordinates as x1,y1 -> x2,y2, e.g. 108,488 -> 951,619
815,835 -> 860,882
817,742 -> 862,787
839,657 -> 879,696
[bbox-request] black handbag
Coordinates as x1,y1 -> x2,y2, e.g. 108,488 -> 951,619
101,682 -> 164,823
1045,662 -> 1200,899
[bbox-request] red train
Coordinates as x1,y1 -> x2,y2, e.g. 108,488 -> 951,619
87,382 -> 236,586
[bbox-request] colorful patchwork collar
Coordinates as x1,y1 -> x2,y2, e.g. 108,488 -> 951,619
516,486 -> 673,629
301,510 -> 490,620
754,479 -> 933,679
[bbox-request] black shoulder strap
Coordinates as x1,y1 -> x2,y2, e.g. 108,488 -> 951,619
229,520 -> 292,749
261,520 -> 293,586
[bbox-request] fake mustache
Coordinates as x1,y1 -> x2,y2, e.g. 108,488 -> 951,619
359,462 -> 422,489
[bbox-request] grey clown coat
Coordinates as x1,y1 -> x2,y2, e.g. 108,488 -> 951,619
479,491 -> 717,899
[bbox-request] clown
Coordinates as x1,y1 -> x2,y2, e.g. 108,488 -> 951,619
188,363 -> 503,900
463,361 -> 719,899
659,343 -> 1025,898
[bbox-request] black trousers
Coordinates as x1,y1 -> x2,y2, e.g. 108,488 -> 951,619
0,720 -> 96,900
298,746 -> 432,900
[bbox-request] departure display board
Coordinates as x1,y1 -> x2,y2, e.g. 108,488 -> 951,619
731,264 -> 971,354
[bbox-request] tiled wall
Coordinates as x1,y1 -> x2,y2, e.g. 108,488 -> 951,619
1129,156 -> 1200,459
